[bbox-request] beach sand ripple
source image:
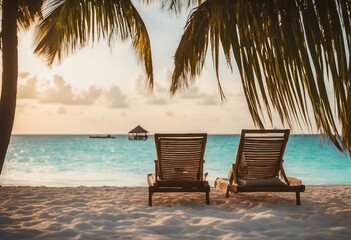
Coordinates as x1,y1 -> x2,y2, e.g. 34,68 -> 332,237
0,185 -> 351,239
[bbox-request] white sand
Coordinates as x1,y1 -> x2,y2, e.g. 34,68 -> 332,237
1,185 -> 351,239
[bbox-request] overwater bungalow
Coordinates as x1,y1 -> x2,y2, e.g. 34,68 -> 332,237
128,125 -> 148,140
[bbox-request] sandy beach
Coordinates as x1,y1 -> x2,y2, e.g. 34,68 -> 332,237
1,185 -> 351,239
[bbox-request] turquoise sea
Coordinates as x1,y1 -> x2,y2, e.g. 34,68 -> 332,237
1,135 -> 351,187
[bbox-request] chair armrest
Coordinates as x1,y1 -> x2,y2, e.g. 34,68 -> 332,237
228,163 -> 239,185
204,172 -> 208,181
154,160 -> 160,180
279,159 -> 290,185
287,177 -> 302,186
147,173 -> 155,186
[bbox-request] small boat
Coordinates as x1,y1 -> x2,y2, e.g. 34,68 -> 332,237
89,134 -> 115,139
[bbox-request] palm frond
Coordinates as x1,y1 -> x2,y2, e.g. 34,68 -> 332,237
142,0 -> 204,14
33,0 -> 153,89
172,0 -> 351,153
17,0 -> 44,30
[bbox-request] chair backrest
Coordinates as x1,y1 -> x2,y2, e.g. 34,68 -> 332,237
155,133 -> 207,181
235,129 -> 290,180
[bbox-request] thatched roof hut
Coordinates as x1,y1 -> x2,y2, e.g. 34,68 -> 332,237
128,125 -> 148,140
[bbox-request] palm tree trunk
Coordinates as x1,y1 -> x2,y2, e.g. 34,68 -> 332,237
0,0 -> 19,174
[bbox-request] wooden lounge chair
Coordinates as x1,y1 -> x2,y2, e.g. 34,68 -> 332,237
148,133 -> 210,206
215,129 -> 305,205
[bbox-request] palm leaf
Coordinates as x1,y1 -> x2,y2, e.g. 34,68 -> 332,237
142,0 -> 204,14
33,0 -> 153,89
17,0 -> 44,30
172,0 -> 351,153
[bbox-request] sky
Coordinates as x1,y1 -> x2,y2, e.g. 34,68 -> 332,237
6,2 -> 308,135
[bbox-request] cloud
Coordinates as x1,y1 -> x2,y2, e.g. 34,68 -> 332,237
74,86 -> 103,105
16,102 -> 35,113
158,69 -> 171,91
40,75 -> 103,105
18,76 -> 39,99
174,84 -> 220,106
134,73 -> 167,95
19,72 -> 30,78
103,85 -> 128,108
133,69 -> 219,106
146,97 -> 168,105
57,106 -> 67,115
198,94 -> 219,105
40,75 -> 76,104
165,111 -> 174,116
163,69 -> 172,83
177,85 -> 208,99
134,73 -> 170,105
16,71 -> 220,110
17,74 -> 128,108
134,74 -> 151,96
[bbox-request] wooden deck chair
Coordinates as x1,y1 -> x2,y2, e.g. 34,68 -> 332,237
148,133 -> 210,206
217,129 -> 305,205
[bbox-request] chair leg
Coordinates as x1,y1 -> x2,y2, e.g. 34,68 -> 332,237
149,190 -> 153,207
225,187 -> 230,198
206,191 -> 210,205
296,191 -> 301,205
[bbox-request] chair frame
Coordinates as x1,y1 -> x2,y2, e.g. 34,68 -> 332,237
226,129 -> 305,205
148,133 -> 210,206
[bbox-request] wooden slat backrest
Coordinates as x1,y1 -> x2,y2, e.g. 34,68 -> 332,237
235,129 -> 290,180
155,133 -> 207,181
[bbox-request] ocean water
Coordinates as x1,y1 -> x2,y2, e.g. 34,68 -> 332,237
1,135 -> 351,187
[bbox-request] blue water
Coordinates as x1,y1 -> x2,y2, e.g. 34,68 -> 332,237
1,135 -> 351,186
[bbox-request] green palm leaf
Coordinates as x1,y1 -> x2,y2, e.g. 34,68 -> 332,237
34,0 -> 153,89
17,0 -> 44,30
142,0 -> 204,14
172,0 -> 351,153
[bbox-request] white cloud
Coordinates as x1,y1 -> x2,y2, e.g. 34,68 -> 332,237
18,76 -> 39,99
19,72 -> 30,78
177,85 -> 207,99
135,73 -> 167,96
17,74 -> 129,108
41,75 -> 103,105
74,86 -> 103,105
16,101 -> 36,113
146,97 -> 168,105
174,84 -> 220,106
134,72 -> 170,105
157,69 -> 171,92
40,75 -> 76,104
134,70 -> 220,106
165,111 -> 174,116
103,85 -> 128,108
198,95 -> 219,105
134,74 -> 150,96
57,106 -> 67,115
